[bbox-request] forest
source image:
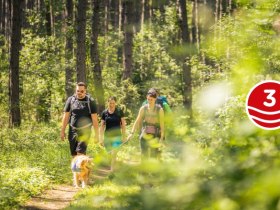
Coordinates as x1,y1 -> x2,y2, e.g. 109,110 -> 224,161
1,0 -> 280,209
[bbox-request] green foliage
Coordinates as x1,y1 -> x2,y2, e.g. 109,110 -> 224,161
0,123 -> 71,209
20,30 -> 65,121
68,182 -> 140,209
2,0 -> 280,209
0,168 -> 50,209
65,2 -> 280,209
0,35 -> 9,106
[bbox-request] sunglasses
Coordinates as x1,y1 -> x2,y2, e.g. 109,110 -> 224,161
76,90 -> 85,93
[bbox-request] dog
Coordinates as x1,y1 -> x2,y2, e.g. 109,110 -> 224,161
71,155 -> 92,188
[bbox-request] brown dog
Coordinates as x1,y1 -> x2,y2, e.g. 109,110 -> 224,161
71,155 -> 92,188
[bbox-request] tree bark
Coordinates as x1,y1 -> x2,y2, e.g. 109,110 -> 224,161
104,0 -> 109,34
191,0 -> 200,51
65,0 -> 74,98
178,0 -> 192,116
76,0 -> 87,83
118,0 -> 123,35
5,0 -> 11,40
111,0 -> 119,29
9,0 -> 22,127
91,0 -> 105,113
179,0 -> 190,43
0,0 -> 3,35
45,0 -> 52,36
122,0 -> 134,80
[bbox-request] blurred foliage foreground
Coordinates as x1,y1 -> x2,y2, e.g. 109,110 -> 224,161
2,95 -> 280,210
66,96 -> 280,210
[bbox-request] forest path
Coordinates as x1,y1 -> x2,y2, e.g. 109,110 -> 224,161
21,167 -> 112,210
21,185 -> 79,210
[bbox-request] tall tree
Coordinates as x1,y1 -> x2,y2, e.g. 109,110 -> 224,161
76,0 -> 87,83
179,0 -> 192,117
191,0 -> 200,51
179,0 -> 190,43
141,0 -> 150,28
65,0 -> 74,97
122,0 -> 134,80
0,0 -> 3,35
45,0 -> 52,36
5,0 -> 11,40
104,0 -> 109,34
9,0 -> 22,127
91,0 -> 105,113
110,0 -> 119,30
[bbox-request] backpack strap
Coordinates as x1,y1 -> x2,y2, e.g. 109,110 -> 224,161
143,104 -> 160,127
70,94 -> 92,115
87,95 -> 92,114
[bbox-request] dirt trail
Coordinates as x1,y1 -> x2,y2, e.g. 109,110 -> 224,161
21,167 -> 112,210
22,185 -> 80,210
21,159 -> 141,210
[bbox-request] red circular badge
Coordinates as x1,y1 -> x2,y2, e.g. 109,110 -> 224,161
246,80 -> 280,130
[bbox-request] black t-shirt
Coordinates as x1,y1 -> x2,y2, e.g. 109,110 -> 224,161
64,95 -> 97,128
101,108 -> 124,137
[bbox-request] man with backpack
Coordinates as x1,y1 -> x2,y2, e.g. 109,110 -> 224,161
60,82 -> 99,157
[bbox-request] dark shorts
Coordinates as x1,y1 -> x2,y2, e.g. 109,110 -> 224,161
68,126 -> 91,156
104,136 -> 122,151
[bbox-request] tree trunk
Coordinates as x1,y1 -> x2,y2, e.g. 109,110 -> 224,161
65,0 -> 74,98
0,0 -> 3,35
133,1 -> 141,32
182,57 -> 192,113
178,0 -> 192,116
122,0 -> 134,80
9,0 -> 22,127
5,0 -> 11,40
76,0 -> 87,83
118,0 -> 123,35
91,0 -> 105,113
191,0 -> 200,51
45,0 -> 52,36
111,0 -> 119,29
104,0 -> 109,34
50,0 -> 55,36
179,0 -> 190,43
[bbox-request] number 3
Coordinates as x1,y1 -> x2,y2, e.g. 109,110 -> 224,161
263,89 -> 276,107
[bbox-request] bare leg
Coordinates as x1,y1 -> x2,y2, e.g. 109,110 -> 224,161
110,150 -> 117,172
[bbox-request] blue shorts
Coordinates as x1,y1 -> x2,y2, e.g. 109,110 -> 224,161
104,136 -> 122,151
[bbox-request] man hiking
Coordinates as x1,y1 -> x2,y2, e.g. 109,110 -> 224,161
60,82 -> 99,157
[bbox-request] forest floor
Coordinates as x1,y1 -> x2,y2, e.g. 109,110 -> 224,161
21,167 -> 112,210
21,185 -> 80,210
21,158 -> 140,210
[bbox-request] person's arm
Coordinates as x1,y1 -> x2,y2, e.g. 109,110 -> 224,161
60,112 -> 70,141
121,117 -> 126,142
159,108 -> 165,141
91,113 -> 99,143
127,107 -> 144,140
100,120 -> 105,146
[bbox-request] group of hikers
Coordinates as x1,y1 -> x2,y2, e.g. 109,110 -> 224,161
60,82 -> 171,171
